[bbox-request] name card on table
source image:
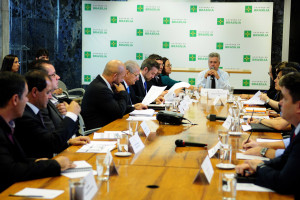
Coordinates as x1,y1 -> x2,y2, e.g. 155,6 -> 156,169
129,134 -> 145,154
208,141 -> 222,158
83,171 -> 98,200
201,89 -> 228,99
194,155 -> 214,184
213,96 -> 225,106
222,116 -> 233,130
140,121 -> 151,137
105,152 -> 119,176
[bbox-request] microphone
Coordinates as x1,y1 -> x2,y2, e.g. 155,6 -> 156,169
175,139 -> 207,147
207,114 -> 227,121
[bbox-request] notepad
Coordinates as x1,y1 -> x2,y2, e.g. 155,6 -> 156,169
62,161 -> 92,173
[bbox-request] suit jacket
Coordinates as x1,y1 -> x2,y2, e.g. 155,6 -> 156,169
131,74 -> 147,103
0,116 -> 60,192
256,127 -> 300,196
14,105 -> 77,158
81,75 -> 130,130
122,81 -> 140,105
148,74 -> 164,88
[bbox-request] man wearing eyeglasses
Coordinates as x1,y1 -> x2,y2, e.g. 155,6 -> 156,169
122,60 -> 147,110
147,54 -> 164,88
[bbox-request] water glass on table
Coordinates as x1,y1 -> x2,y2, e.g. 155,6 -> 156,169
128,120 -> 138,135
117,134 -> 129,152
220,173 -> 237,200
69,178 -> 84,200
96,155 -> 110,182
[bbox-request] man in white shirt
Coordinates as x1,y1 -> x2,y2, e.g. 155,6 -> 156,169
196,52 -> 230,89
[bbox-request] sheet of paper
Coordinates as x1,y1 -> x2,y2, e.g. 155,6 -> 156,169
241,125 -> 252,131
228,132 -> 242,136
245,107 -> 266,113
140,121 -> 151,137
93,131 -> 125,139
142,86 -> 167,105
164,82 -> 190,100
130,109 -> 155,116
62,170 -> 97,179
201,155 -> 214,184
83,171 -> 98,200
213,96 -> 224,106
129,134 -> 145,154
243,115 -> 270,119
256,138 -> 282,143
14,188 -> 64,199
208,141 -> 221,158
243,91 -> 265,105
77,141 -> 116,153
236,153 -> 270,161
237,183 -> 274,192
222,116 -> 232,130
127,116 -> 156,121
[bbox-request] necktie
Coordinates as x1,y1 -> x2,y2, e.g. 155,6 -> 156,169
211,76 -> 216,89
37,111 -> 46,128
292,131 -> 296,141
126,87 -> 133,105
144,81 -> 147,94
7,128 -> 14,144
126,87 -> 130,94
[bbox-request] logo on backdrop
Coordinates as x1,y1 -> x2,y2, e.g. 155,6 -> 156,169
163,17 -> 170,24
243,79 -> 250,86
84,28 -> 91,35
163,42 -> 170,49
189,54 -> 196,61
111,16 -> 117,23
245,6 -> 252,13
190,30 -> 197,37
84,75 -> 91,82
85,4 -> 91,11
190,5 -> 197,13
84,51 -> 91,58
137,5 -> 160,12
199,6 -> 214,12
137,5 -> 144,12
217,18 -> 224,25
189,78 -> 196,85
244,30 -> 252,38
136,53 -> 143,60
110,40 -> 117,47
243,55 -> 251,62
136,29 -> 143,36
216,43 -> 223,50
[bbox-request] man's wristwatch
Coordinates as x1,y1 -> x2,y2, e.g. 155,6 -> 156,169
256,162 -> 266,171
260,147 -> 268,157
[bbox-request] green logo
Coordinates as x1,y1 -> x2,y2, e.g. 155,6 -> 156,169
84,51 -> 91,58
84,75 -> 91,82
84,4 -> 91,11
243,79 -> 250,86
244,30 -> 252,38
136,29 -> 143,36
136,53 -> 143,60
110,40 -> 117,47
137,5 -> 144,12
111,16 -> 117,23
189,54 -> 196,61
190,30 -> 197,37
163,42 -> 170,49
245,6 -> 252,13
163,17 -> 170,24
84,28 -> 91,35
188,78 -> 195,85
243,55 -> 251,62
190,5 -> 197,13
216,42 -> 223,50
217,18 -> 224,25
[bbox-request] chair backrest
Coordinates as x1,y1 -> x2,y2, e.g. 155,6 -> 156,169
58,80 -> 68,91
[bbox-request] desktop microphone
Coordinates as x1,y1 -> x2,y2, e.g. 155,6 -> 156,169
206,114 -> 227,121
175,139 -> 207,147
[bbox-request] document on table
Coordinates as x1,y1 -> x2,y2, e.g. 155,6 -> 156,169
164,82 -> 190,100
142,86 -> 167,105
236,153 -> 270,161
93,131 -> 127,139
237,183 -> 274,192
241,125 -> 252,131
243,91 -> 265,105
245,107 -> 266,113
129,109 -> 155,116
77,141 -> 116,153
12,188 -> 64,199
256,138 -> 282,143
127,116 -> 156,121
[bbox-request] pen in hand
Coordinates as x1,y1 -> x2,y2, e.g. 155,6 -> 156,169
245,109 -> 254,145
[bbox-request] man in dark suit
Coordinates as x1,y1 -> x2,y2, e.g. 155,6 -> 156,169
81,60 -> 133,130
0,72 -> 74,192
14,70 -> 89,158
147,54 -> 164,88
236,72 -> 300,197
131,58 -> 163,101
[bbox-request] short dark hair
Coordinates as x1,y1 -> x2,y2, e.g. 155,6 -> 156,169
35,48 -> 49,59
281,67 -> 297,76
140,58 -> 159,71
1,54 -> 18,72
25,70 -> 49,92
148,54 -> 162,61
279,72 -> 300,103
277,62 -> 300,75
161,57 -> 169,75
0,72 -> 26,108
28,59 -> 52,72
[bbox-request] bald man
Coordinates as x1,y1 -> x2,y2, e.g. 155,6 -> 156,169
81,60 -> 132,129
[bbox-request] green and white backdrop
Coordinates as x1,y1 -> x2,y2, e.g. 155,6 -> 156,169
82,1 -> 273,90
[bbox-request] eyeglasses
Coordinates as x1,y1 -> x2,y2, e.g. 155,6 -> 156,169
130,72 -> 139,77
49,72 -> 57,78
166,64 -> 172,68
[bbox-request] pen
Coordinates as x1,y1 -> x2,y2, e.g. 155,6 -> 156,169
9,194 -> 44,198
245,109 -> 254,144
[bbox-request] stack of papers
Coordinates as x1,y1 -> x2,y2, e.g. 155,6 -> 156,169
12,188 -> 64,199
236,153 -> 270,161
245,107 -> 266,113
243,91 -> 265,105
61,161 -> 97,178
77,141 -> 116,153
129,109 -> 155,116
93,131 -> 128,139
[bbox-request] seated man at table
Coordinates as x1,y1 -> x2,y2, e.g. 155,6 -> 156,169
147,54 -> 164,87
0,72 -> 74,192
14,70 -> 89,158
196,52 -> 230,89
81,60 -> 133,130
236,72 -> 300,197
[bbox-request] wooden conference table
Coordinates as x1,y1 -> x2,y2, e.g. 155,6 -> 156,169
0,98 -> 293,200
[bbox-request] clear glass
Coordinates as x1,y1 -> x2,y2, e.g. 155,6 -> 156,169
96,155 -> 110,181
128,121 -> 138,135
221,173 -> 237,200
219,144 -> 233,166
165,102 -> 173,111
218,130 -> 229,146
69,178 -> 84,200
117,134 -> 128,152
